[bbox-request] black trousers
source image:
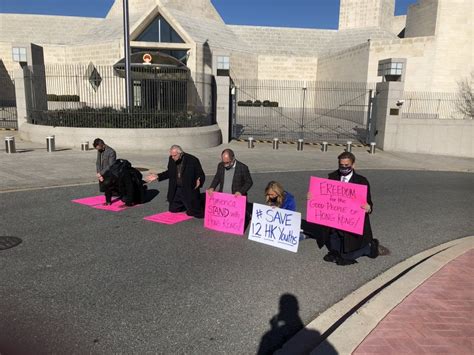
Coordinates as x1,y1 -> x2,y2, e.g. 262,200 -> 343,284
169,187 -> 203,218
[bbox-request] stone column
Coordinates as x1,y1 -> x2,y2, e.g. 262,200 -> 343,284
215,75 -> 230,143
373,81 -> 405,150
14,68 -> 28,129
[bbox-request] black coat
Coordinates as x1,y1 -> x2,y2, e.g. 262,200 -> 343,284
209,160 -> 253,195
327,170 -> 374,253
158,152 -> 205,206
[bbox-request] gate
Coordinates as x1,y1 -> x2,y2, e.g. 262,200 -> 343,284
0,70 -> 18,130
231,79 -> 376,144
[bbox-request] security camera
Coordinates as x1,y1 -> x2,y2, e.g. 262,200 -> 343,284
396,100 -> 405,107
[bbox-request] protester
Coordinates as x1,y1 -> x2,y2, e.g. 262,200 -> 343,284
310,152 -> 379,265
207,149 -> 253,196
264,181 -> 296,211
93,138 -> 116,192
101,159 -> 146,206
145,145 -> 205,218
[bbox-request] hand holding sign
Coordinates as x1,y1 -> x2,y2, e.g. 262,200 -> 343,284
306,176 -> 367,235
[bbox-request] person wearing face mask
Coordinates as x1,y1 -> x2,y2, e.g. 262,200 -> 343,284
320,151 -> 379,265
145,145 -> 205,218
264,181 -> 296,211
207,149 -> 253,196
93,138 -> 116,193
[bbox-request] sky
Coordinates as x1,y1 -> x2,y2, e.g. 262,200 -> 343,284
0,0 -> 418,29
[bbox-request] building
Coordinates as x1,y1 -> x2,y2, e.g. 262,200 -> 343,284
0,0 -> 472,156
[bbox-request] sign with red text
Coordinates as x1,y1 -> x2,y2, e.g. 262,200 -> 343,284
249,203 -> 301,253
306,176 -> 367,235
204,192 -> 247,236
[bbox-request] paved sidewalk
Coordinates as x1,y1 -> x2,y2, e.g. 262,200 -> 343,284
353,249 -> 473,354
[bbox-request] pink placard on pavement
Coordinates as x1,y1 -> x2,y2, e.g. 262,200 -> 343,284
204,192 -> 247,236
306,176 -> 367,235
143,211 -> 193,225
72,195 -> 106,206
72,195 -> 132,212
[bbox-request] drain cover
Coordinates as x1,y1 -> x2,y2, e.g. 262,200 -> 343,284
0,236 -> 22,250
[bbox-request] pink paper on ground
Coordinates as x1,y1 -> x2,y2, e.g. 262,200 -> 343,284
72,195 -> 106,206
306,176 -> 367,235
204,192 -> 247,236
72,195 -> 131,212
143,211 -> 193,225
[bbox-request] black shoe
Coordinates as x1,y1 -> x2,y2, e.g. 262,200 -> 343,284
323,251 -> 338,263
336,257 -> 357,266
369,239 -> 379,259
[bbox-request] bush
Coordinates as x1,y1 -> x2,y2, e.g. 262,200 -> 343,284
253,100 -> 262,107
47,94 -> 80,102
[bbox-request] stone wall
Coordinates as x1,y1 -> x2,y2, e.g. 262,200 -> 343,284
257,55 -> 318,81
339,0 -> 395,31
405,0 -> 438,38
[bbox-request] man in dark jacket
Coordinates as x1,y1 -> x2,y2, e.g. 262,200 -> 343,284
102,159 -> 146,206
93,138 -> 116,192
146,145 -> 205,218
321,152 -> 379,265
207,149 -> 253,196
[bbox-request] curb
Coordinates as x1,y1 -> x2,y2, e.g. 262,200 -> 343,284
277,235 -> 474,355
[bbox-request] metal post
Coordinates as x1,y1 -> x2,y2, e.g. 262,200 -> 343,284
248,137 -> 254,149
272,138 -> 279,150
122,0 -> 132,111
46,135 -> 55,152
322,141 -> 328,152
300,84 -> 307,140
370,142 -> 376,154
81,141 -> 89,151
4,136 -> 16,154
297,138 -> 304,151
346,141 -> 352,152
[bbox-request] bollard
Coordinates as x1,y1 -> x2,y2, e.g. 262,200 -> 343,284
46,135 -> 55,152
322,141 -> 328,152
81,141 -> 89,151
272,138 -> 279,150
297,138 -> 304,151
346,141 -> 352,153
247,137 -> 254,149
4,136 -> 16,154
370,142 -> 376,154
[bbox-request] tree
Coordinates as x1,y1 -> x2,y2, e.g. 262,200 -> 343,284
457,71 -> 473,119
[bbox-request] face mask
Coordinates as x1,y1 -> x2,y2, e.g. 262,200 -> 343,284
269,197 -> 278,203
339,166 -> 353,176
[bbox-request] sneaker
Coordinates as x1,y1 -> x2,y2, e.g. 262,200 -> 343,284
369,239 -> 380,259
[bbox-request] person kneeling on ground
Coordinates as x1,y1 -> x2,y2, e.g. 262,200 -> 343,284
102,159 -> 146,207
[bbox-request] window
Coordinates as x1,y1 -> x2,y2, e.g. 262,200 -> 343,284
12,47 -> 27,62
217,56 -> 230,70
136,15 -> 184,43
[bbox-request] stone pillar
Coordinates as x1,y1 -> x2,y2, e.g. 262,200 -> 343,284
14,68 -> 28,129
215,76 -> 230,144
373,81 -> 405,150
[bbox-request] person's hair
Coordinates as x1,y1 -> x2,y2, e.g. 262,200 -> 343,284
337,151 -> 356,163
221,148 -> 235,160
93,138 -> 104,148
265,181 -> 285,208
170,145 -> 183,154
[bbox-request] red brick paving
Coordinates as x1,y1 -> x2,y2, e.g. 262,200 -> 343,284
353,249 -> 474,355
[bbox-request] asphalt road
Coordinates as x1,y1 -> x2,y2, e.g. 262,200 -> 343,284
1,170 -> 473,354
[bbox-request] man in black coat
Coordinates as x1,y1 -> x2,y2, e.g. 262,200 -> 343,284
207,149 -> 253,196
321,152 -> 379,265
146,145 -> 205,218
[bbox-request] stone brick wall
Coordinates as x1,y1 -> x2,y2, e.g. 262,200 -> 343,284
257,56 -> 318,81
339,0 -> 395,31
405,0 -> 438,38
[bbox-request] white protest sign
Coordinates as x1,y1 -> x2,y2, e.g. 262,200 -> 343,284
248,203 -> 301,253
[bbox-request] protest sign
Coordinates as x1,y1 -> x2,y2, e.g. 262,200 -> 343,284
204,192 -> 247,236
144,212 -> 193,225
306,176 -> 367,235
248,203 -> 301,253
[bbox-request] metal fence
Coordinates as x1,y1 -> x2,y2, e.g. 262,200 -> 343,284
25,65 -> 215,128
400,91 -> 470,120
232,79 -> 376,144
0,69 -> 17,129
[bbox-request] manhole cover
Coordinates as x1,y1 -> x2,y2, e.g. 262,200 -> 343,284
0,236 -> 22,250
